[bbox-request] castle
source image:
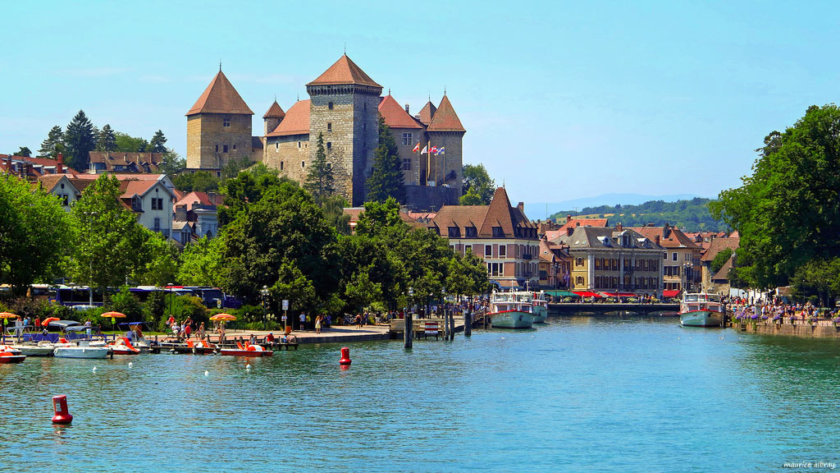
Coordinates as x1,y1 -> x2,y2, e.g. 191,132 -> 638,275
186,54 -> 465,209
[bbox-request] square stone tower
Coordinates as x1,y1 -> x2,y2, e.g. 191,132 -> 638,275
306,55 -> 382,206
186,69 -> 254,172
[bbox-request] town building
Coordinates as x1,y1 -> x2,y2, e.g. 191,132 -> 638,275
630,224 -> 702,296
551,225 -> 665,296
172,191 -> 223,243
87,151 -> 163,174
186,54 -> 465,210
1,153 -> 74,181
427,187 -> 539,290
700,235 -> 740,294
537,238 -> 571,289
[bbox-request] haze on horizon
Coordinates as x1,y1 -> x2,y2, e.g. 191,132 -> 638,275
1,0 -> 835,204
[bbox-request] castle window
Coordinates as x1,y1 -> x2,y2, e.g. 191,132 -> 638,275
327,142 -> 332,150
223,118 -> 231,127
280,161 -> 284,170
402,133 -> 412,145
223,145 -> 228,153
233,144 -> 237,151
328,102 -> 334,110
402,159 -> 411,170
301,161 -> 306,168
297,142 -> 301,148
327,123 -> 332,132
215,145 -> 219,152
275,143 -> 278,150
326,162 -> 332,169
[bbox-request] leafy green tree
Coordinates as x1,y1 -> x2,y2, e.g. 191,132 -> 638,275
711,104 -> 840,288
217,170 -> 284,226
64,110 -> 97,171
304,133 -> 335,203
132,231 -> 179,285
221,156 -> 253,180
367,117 -> 405,203
39,125 -> 64,158
68,175 -> 148,296
321,194 -> 351,235
791,258 -> 840,307
459,187 -> 485,206
0,174 -> 73,295
177,236 -> 225,286
14,147 -> 31,157
159,151 -> 186,176
446,252 -> 490,296
108,286 -> 143,321
710,248 -> 733,275
97,124 -> 117,151
149,130 -> 168,153
172,171 -> 220,193
461,164 -> 495,205
114,132 -> 148,152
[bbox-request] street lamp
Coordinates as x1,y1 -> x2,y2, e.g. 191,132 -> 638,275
260,285 -> 270,330
167,283 -> 174,323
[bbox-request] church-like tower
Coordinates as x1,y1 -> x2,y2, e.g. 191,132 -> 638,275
186,69 -> 254,173
305,54 -> 382,206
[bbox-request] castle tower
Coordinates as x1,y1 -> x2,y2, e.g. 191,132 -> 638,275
186,69 -> 254,173
426,94 -> 465,194
263,100 -> 285,136
306,54 -> 382,206
378,93 -> 424,186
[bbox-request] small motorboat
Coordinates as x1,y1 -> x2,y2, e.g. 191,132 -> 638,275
108,337 -> 140,355
0,345 -> 26,363
10,341 -> 55,357
171,339 -> 216,355
53,339 -> 110,359
219,342 -> 273,357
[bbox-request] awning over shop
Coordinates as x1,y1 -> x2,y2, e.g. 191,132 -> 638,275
662,289 -> 680,298
573,291 -> 602,298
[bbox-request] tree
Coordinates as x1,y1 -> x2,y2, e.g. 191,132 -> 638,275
97,124 -> 117,151
711,104 -> 840,288
366,117 -> 405,203
149,130 -> 168,153
39,125 -> 64,158
159,151 -> 186,176
14,147 -> 31,157
321,194 -> 351,235
68,175 -> 148,296
791,258 -> 840,307
217,169 -> 284,226
114,132 -> 148,152
172,171 -> 219,194
178,236 -> 225,286
221,156 -> 253,180
304,133 -> 335,203
0,174 -> 73,295
461,164 -> 495,205
459,187 -> 485,206
64,110 -> 97,171
132,230 -> 179,285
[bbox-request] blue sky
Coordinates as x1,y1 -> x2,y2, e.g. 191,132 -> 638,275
1,1 -> 837,205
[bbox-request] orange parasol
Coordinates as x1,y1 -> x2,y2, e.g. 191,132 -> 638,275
209,313 -> 236,322
101,311 -> 126,331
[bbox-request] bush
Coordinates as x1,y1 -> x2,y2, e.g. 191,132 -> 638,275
108,286 -> 143,321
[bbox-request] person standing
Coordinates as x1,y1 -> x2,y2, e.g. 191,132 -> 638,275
315,315 -> 322,334
299,313 -> 306,331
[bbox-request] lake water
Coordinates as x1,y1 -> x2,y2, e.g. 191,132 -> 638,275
2,316 -> 840,472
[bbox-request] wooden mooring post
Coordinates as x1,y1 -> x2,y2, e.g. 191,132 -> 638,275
464,311 -> 472,337
449,312 -> 455,340
404,313 -> 413,349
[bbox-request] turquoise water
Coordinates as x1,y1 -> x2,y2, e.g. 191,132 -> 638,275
2,317 -> 840,472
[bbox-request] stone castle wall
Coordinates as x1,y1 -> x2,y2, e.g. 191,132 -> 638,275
264,135 -> 310,182
427,131 -> 464,195
389,127 -> 425,186
186,114 -> 252,170
351,92 -> 380,206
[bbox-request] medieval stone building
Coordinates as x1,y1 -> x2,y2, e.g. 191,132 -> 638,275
186,55 -> 465,209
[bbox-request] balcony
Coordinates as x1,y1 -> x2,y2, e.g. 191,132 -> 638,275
522,253 -> 532,260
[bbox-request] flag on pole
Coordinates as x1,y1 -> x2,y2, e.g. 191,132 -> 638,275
430,146 -> 438,154
436,146 -> 445,155
412,142 -> 420,153
421,145 -> 428,154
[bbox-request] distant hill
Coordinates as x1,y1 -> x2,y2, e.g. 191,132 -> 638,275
547,197 -> 727,232
525,193 -> 705,220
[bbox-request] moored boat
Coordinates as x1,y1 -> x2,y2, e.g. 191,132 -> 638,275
220,342 -> 272,357
679,293 -> 724,327
488,292 -> 534,329
10,341 -> 56,357
53,339 -> 111,359
108,337 -> 140,355
172,339 -> 216,355
0,345 -> 26,363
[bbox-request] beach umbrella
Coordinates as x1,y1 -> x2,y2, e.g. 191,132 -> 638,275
209,313 -> 236,322
0,312 -> 16,342
101,311 -> 126,331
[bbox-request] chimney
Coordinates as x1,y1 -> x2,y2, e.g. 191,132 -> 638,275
655,235 -> 660,245
567,226 -> 574,236
517,202 -> 525,213
566,214 -> 572,223
175,204 -> 188,221
57,152 -> 64,174
405,104 -> 410,114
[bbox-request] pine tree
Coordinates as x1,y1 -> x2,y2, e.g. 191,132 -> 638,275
97,124 -> 117,151
38,125 -> 64,158
366,116 -> 405,203
304,133 -> 335,203
150,130 -> 168,153
64,110 -> 97,171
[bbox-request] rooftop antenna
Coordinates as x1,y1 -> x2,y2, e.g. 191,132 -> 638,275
444,86 -> 447,96
388,88 -> 391,96
296,92 -> 300,102
343,42 -> 347,55
219,60 -> 222,72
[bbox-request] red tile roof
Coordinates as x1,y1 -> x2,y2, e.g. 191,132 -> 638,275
187,70 -> 254,116
89,151 -> 163,173
418,101 -> 436,125
267,100 -> 310,137
263,101 -> 285,119
427,95 -> 465,133
701,237 -> 740,262
378,94 -> 423,129
432,187 -> 536,239
629,225 -> 699,250
307,54 -> 381,88
544,217 -> 609,242
175,191 -> 223,209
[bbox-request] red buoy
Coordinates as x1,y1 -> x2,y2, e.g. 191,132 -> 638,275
339,346 -> 351,366
51,395 -> 73,424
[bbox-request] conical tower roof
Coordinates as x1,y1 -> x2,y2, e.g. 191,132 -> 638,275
378,94 -> 422,129
427,94 -> 465,133
306,54 -> 381,88
263,100 -> 286,119
418,101 -> 437,125
187,70 -> 253,116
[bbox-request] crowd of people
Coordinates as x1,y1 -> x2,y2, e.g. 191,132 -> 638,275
729,298 -> 839,323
